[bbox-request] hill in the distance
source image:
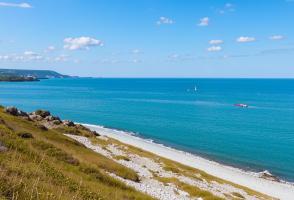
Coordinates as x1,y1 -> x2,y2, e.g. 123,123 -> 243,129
0,69 -> 70,79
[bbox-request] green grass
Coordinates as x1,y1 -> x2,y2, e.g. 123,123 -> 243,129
0,108 -> 153,200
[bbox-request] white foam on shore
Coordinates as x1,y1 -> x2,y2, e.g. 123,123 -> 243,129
83,123 -> 294,200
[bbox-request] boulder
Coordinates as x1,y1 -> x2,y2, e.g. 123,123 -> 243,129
63,120 -> 75,127
4,107 -> 28,117
18,110 -> 28,117
52,120 -> 62,125
45,115 -> 60,121
4,107 -> 19,116
92,131 -> 100,136
0,142 -> 8,152
258,170 -> 280,182
17,132 -> 33,139
0,118 -> 5,124
35,110 -> 51,118
29,114 -> 43,121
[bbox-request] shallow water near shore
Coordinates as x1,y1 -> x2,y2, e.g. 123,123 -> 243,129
1,78 -> 294,182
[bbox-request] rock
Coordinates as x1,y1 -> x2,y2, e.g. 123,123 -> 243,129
259,170 -> 280,182
17,132 -> 33,139
92,131 -> 100,136
29,114 -> 43,121
52,120 -> 62,125
4,106 -> 19,116
18,110 -> 28,117
37,124 -> 48,131
0,117 -> 5,124
45,115 -> 60,121
63,120 -> 75,127
4,107 -> 29,117
35,110 -> 51,118
0,142 -> 8,152
75,124 -> 88,130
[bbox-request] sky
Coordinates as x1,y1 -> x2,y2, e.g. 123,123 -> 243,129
0,0 -> 293,78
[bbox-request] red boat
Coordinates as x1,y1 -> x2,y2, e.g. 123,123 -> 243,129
234,103 -> 248,108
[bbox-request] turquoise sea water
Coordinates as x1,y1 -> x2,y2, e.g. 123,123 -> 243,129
1,78 -> 294,181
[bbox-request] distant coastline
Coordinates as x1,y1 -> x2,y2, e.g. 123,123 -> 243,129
0,68 -> 71,82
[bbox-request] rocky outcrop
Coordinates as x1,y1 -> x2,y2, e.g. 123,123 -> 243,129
34,110 -> 51,118
4,106 -> 98,137
45,115 -> 60,121
258,170 -> 280,182
5,106 -> 28,117
29,113 -> 43,121
62,120 -> 75,127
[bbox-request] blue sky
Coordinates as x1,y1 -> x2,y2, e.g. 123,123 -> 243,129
0,0 -> 293,77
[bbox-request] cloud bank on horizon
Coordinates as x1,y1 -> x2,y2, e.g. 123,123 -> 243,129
0,2 -> 31,8
0,0 -> 293,77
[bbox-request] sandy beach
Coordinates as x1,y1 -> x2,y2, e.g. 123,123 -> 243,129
83,124 -> 294,200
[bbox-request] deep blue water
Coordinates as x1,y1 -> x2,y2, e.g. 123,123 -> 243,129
1,78 -> 294,181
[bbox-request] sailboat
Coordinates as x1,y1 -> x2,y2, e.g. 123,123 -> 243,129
194,86 -> 197,92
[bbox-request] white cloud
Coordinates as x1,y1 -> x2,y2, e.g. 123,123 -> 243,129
269,35 -> 284,40
209,40 -> 223,45
0,51 -> 43,62
0,2 -> 32,8
0,55 -> 10,61
207,46 -> 222,52
63,36 -> 103,50
24,51 -> 38,56
167,53 -> 194,62
0,51 -> 81,63
132,59 -> 142,63
54,55 -> 68,62
100,59 -> 120,64
46,46 -> 56,52
236,36 -> 256,43
169,54 -> 179,59
198,17 -> 209,26
156,17 -> 174,25
23,51 -> 43,61
132,49 -> 141,54
218,3 -> 235,14
225,3 -> 233,8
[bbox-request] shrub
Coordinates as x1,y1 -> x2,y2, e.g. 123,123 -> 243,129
0,118 -> 5,124
17,132 -> 33,139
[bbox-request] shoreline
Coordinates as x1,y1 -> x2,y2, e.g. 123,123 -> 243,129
83,123 -> 294,200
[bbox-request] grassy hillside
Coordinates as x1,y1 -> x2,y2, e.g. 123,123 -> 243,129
0,106 -> 153,200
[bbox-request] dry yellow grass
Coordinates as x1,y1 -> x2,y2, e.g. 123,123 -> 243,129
0,107 -> 153,200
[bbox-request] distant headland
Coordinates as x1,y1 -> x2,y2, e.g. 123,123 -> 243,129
0,69 -> 71,82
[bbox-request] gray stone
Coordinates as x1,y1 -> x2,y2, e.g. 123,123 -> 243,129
63,120 -> 75,127
0,142 -> 8,152
4,106 -> 18,116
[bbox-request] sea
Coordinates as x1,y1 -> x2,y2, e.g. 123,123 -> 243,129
1,78 -> 293,182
